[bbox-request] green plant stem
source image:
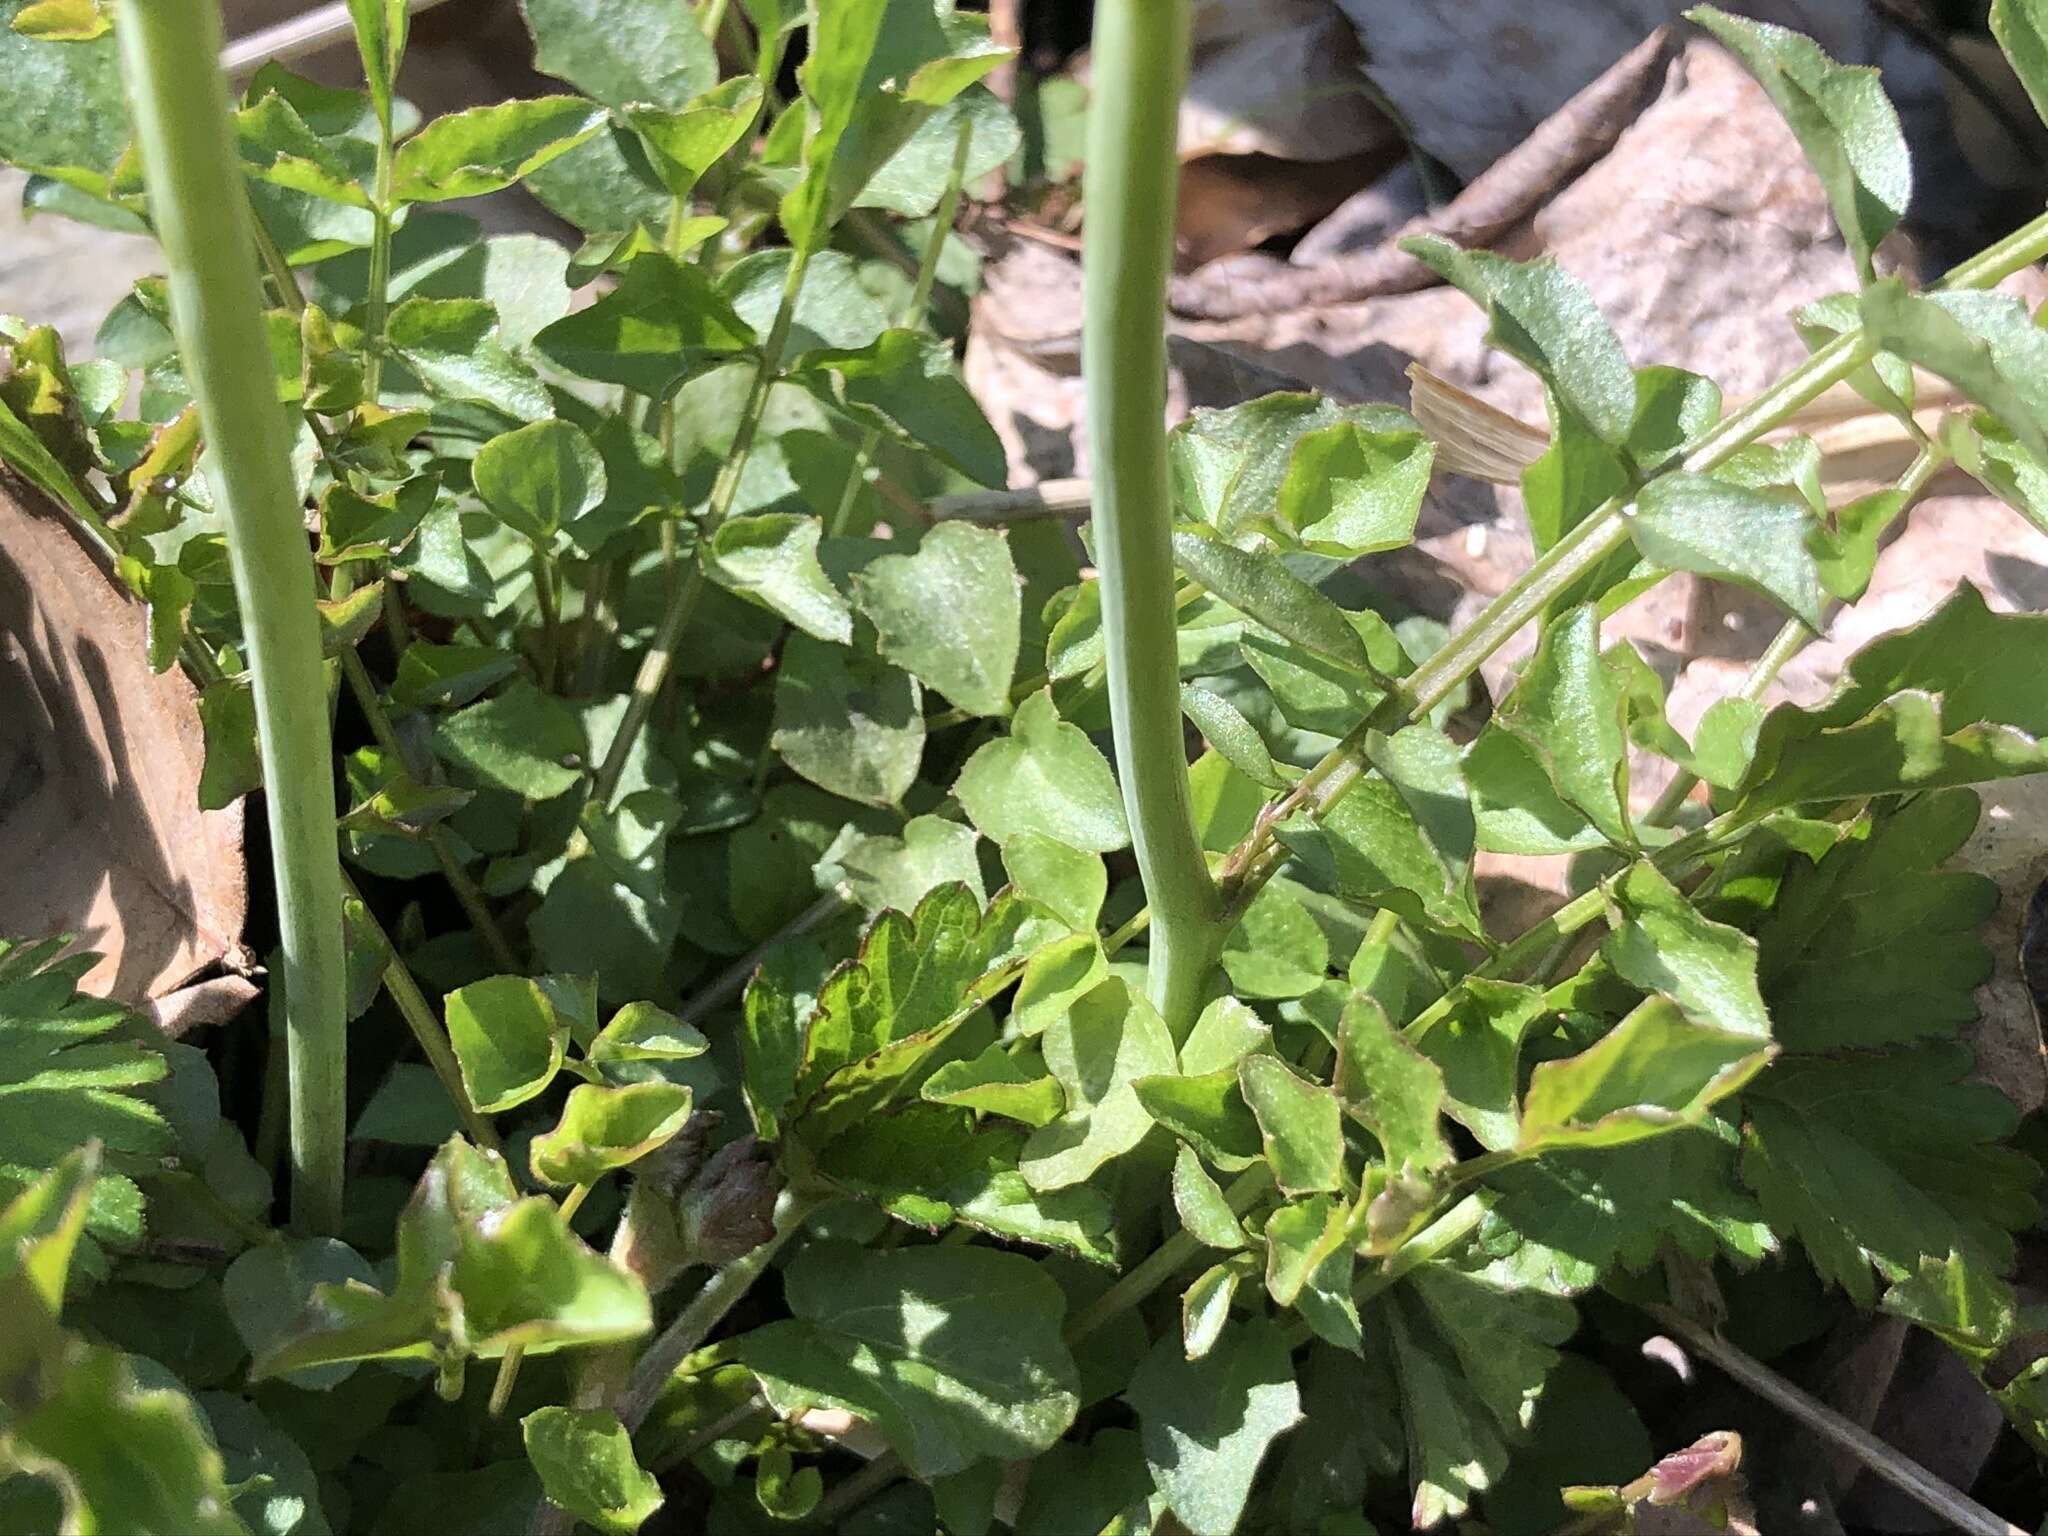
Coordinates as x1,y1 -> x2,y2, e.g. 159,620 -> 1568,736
592,249 -> 813,806
1065,1164 -> 1272,1343
1643,438 -> 1949,828
826,119 -> 972,538
808,1453 -> 904,1528
1082,0 -> 1220,1033
614,1190 -> 818,1432
360,108 -> 396,400
1644,1304 -> 2027,1536
529,543 -> 562,691
116,0 -> 349,1235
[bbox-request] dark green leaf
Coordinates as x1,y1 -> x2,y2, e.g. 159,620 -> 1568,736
391,641 -> 516,709
1125,1318 -> 1302,1536
737,1241 -> 1080,1478
1173,528 -> 1374,675
531,253 -> 754,397
431,681 -> 586,798
798,329 -> 1006,487
385,298 -> 552,420
0,0 -> 125,182
771,631 -> 924,806
472,418 -> 605,544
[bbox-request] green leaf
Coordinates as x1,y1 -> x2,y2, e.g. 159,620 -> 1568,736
1181,685 -> 1286,791
816,1105 -> 1112,1263
1013,1429 -> 1155,1536
1172,528 -> 1373,675
1275,416 -> 1434,556
1009,932 -> 1108,1038
1409,979 -> 1549,1152
1993,0 -> 2048,127
234,93 -> 374,207
1755,790 -> 1996,1051
1743,1047 -> 2034,1308
1134,1066 -> 1266,1172
1182,1260 -> 1247,1362
771,631 -> 924,806
385,297 -> 553,420
1734,584 -> 2048,812
1264,1195 -> 1360,1351
0,939 -> 169,1246
1239,1054 -> 1344,1195
1688,6 -> 1909,285
1275,778 -> 1482,942
1221,880 -> 1329,1000
1336,995 -> 1449,1173
1602,861 -> 1771,1038
1125,1318 -> 1303,1536
519,0 -> 717,110
472,418 -> 605,544
531,253 -> 755,397
390,97 -> 604,203
256,1139 -> 649,1377
955,689 -> 1129,852
1173,1143 -> 1249,1248
799,329 -> 1007,487
855,522 -> 1020,716
523,1407 -> 662,1536
0,0 -> 126,183
922,1045 -> 1064,1128
345,0 -> 407,128
822,815 -> 985,915
1494,604 -> 1632,846
1518,997 -> 1772,1153
222,1236 -> 378,1393
1000,832 -> 1106,932
738,1241 -> 1080,1478
1381,1265 -> 1575,1525
622,75 -> 763,198
1465,728 -> 1604,856
705,512 -> 853,644
10,0 -> 106,42
529,1082 -> 693,1187
589,1001 -> 708,1065
1859,281 -> 2048,465
431,681 -> 586,798
779,0 -> 1007,253
1021,978 -> 1178,1190
444,974 -> 568,1114
1403,236 -> 1636,448
1631,472 -> 1826,628
391,641 -> 517,709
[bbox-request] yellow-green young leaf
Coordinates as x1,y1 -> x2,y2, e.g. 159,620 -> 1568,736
1859,281 -> 2048,464
1181,1260 -> 1245,1361
11,0 -> 107,39
1181,684 -> 1286,791
523,1407 -> 662,1536
1335,995 -> 1449,1172
1735,584 -> 2048,813
1994,0 -> 2048,127
800,330 -> 1008,487
390,97 -> 604,203
855,521 -> 1021,716
0,1145 -> 98,1319
1631,472 -> 1826,629
1172,1143 -> 1249,1249
1601,861 -> 1771,1038
1220,880 -> 1329,1001
530,1082 -> 693,1188
1009,932 -> 1108,1038
1172,528 -> 1373,675
589,1001 -> 708,1065
1181,996 -> 1272,1076
738,1242 -> 1080,1479
1403,235 -> 1637,448
430,681 -> 586,799
1688,7 -> 1909,285
955,689 -> 1130,853
1133,1065 -> 1265,1171
472,418 -> 605,544
771,632 -> 925,807
1518,996 -> 1772,1154
255,1139 -> 650,1377
1238,1055 -> 1344,1196
1022,979 -> 1178,1191
445,975 -> 568,1113
1409,978 -> 1549,1151
1126,1318 -> 1302,1536
706,512 -> 853,644
1000,832 -> 1107,932
531,253 -> 755,397
922,1045 -> 1065,1128
823,815 -> 986,916
345,0 -> 408,127
385,297 -> 553,420
318,476 -> 436,566
1274,415 -> 1433,556
621,75 -> 762,198
234,93 -> 374,207
316,578 -> 383,657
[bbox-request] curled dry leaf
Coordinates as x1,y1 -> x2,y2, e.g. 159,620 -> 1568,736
0,478 -> 246,1007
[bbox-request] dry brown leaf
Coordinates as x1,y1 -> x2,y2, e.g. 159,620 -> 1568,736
0,476 -> 247,1007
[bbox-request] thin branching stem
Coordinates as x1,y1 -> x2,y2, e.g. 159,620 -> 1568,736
115,0 -> 349,1233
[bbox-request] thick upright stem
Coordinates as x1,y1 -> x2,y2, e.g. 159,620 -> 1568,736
1082,0 -> 1220,1032
116,0 -> 348,1234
